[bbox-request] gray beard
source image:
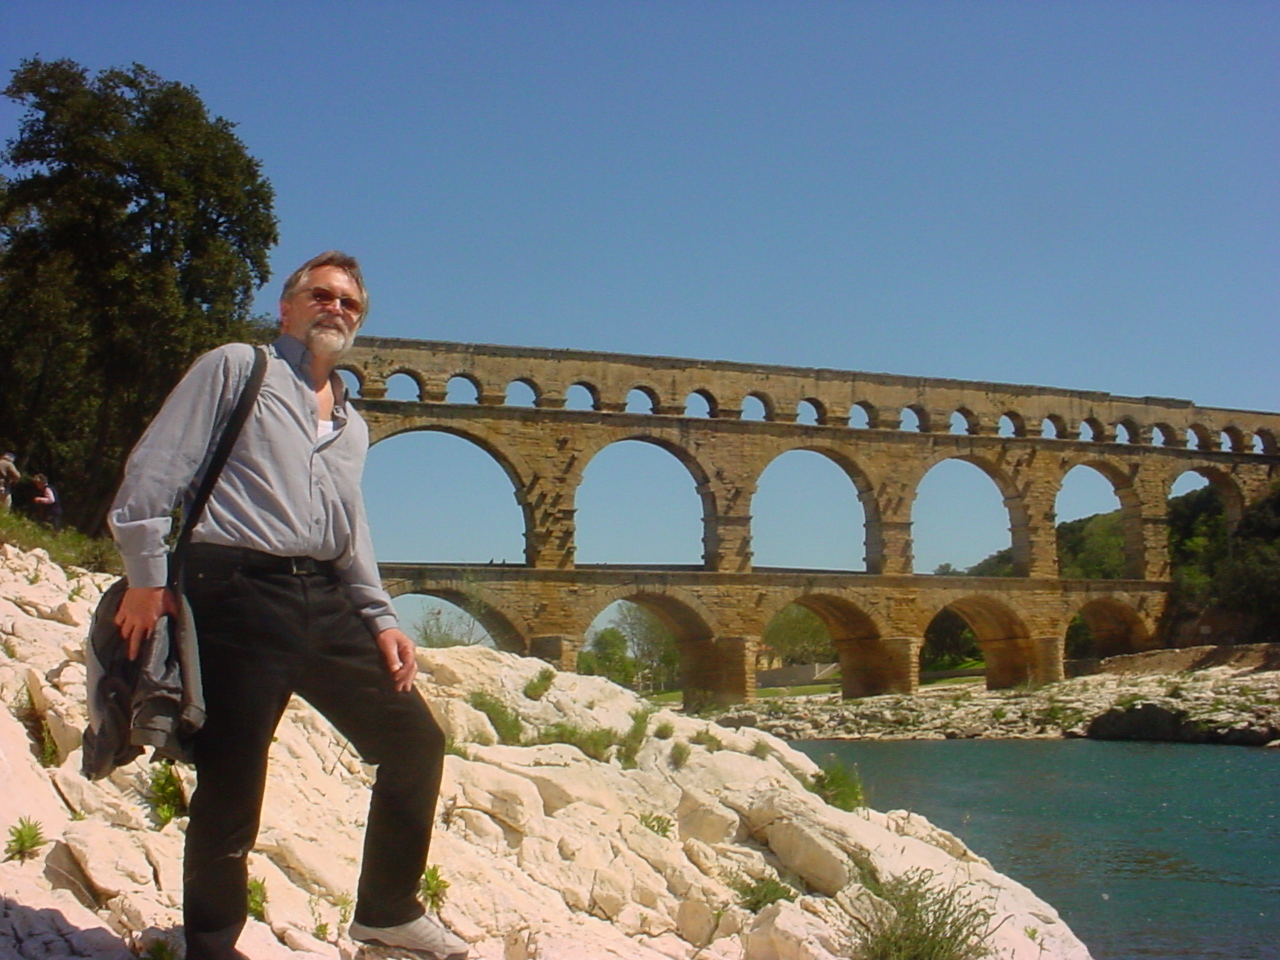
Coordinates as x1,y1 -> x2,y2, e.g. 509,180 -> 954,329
306,314 -> 354,357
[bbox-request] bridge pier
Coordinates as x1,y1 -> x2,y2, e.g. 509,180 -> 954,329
835,637 -> 921,697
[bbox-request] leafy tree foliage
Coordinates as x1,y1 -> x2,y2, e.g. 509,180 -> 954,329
577,627 -> 638,688
920,607 -> 979,671
0,58 -> 277,532
761,603 -> 831,666
1211,483 -> 1280,640
412,604 -> 491,648
616,601 -> 680,690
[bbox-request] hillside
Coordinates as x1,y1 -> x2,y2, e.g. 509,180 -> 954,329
0,543 -> 1091,959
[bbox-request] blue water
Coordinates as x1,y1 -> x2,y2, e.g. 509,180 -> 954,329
792,739 -> 1280,960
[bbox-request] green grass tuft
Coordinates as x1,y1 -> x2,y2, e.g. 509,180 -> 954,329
523,667 -> 556,701
669,740 -> 691,769
5,817 -> 46,862
246,877 -> 268,922
749,739 -> 772,760
653,720 -> 675,740
856,868 -> 995,960
616,708 -> 654,769
147,760 -> 189,826
808,755 -> 865,811
639,813 -> 673,838
729,873 -> 798,912
538,722 -> 617,761
0,510 -> 123,574
467,690 -> 523,745
420,865 -> 450,912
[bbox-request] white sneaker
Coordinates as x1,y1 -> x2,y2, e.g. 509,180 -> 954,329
349,915 -> 469,960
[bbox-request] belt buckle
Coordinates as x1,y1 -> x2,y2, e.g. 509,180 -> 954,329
289,556 -> 310,575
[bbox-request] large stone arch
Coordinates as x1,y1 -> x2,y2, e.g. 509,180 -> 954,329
382,580 -> 532,654
1052,456 -> 1146,579
909,453 -> 1032,576
587,586 -> 737,709
925,595 -> 1038,690
1166,464 -> 1246,531
1064,596 -> 1157,661
780,593 -> 902,699
367,422 -> 541,562
570,433 -> 719,565
748,444 -> 884,573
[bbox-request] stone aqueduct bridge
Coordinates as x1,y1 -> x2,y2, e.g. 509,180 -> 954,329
342,336 -> 1280,705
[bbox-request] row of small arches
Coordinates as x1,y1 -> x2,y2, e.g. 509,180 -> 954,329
346,368 -> 1279,456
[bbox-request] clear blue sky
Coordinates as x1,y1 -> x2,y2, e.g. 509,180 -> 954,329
4,3 -> 1276,626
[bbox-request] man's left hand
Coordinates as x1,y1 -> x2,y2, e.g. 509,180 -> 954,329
376,628 -> 418,692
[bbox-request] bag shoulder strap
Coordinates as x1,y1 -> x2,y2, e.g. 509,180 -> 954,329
168,345 -> 269,586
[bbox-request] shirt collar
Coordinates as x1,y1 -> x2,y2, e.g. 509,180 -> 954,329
274,334 -> 350,422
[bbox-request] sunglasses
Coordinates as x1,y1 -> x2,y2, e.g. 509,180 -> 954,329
303,285 -> 363,317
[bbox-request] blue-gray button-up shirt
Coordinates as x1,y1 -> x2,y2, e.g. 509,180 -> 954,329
109,335 -> 398,635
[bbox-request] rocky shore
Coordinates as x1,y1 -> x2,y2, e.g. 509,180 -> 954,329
714,648 -> 1280,747
0,543 -> 1094,959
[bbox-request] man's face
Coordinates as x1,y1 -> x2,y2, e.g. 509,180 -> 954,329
279,265 -> 365,358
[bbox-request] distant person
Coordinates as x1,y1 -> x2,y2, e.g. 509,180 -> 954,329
31,473 -> 62,529
109,251 -> 462,960
0,453 -> 19,513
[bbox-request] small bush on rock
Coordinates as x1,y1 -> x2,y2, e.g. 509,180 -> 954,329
690,729 -> 722,752
809,756 -> 865,811
148,760 -> 188,826
5,817 -> 46,861
246,878 -> 267,922
856,869 -> 995,960
524,667 -> 555,701
639,813 -> 673,837
730,873 -> 797,912
468,690 -> 523,745
669,740 -> 691,769
616,708 -> 654,768
421,865 -> 450,911
538,722 -> 616,761
653,720 -> 675,740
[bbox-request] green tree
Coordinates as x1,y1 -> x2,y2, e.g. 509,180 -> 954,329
1212,483 -> 1280,639
761,603 -> 831,666
0,58 -> 277,532
1057,512 -> 1127,579
577,627 -> 638,688
412,605 -> 491,648
921,607 -> 979,671
615,602 -> 680,691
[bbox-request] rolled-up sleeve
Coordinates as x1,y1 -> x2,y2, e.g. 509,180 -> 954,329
108,346 -> 250,588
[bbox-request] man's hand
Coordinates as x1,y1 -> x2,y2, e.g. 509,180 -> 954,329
376,628 -> 418,692
114,586 -> 179,660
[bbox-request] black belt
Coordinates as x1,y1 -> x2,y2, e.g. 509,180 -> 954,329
187,543 -> 337,577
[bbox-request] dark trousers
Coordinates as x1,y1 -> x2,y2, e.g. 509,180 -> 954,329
181,550 -> 444,958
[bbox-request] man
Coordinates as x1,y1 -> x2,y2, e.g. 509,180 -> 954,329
110,252 -> 466,960
0,452 -> 19,512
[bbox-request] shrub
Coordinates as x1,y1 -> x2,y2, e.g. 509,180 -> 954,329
38,718 -> 58,767
246,878 -> 267,922
616,708 -> 654,769
669,740 -> 691,769
443,738 -> 471,759
467,690 -> 523,745
690,729 -> 722,752
420,865 -> 450,912
538,722 -> 616,762
856,869 -> 995,960
730,873 -> 797,912
808,756 -> 865,811
148,760 -> 189,826
749,739 -> 771,760
5,817 -> 46,862
653,720 -> 675,740
143,941 -> 177,960
523,667 -> 555,701
639,813 -> 673,838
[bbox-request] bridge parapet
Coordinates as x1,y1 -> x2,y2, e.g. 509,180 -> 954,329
348,337 -> 1280,453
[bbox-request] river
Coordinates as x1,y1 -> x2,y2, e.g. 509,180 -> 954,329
791,739 -> 1279,960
